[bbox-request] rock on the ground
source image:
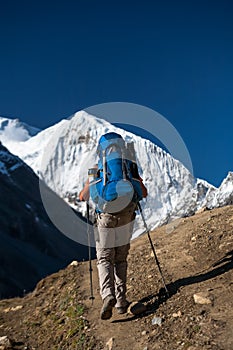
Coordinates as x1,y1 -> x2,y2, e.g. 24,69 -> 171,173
193,292 -> 212,305
129,301 -> 147,315
0,336 -> 13,350
106,337 -> 114,350
152,316 -> 163,326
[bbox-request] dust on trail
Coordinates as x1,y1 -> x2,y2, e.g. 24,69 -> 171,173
0,205 -> 233,350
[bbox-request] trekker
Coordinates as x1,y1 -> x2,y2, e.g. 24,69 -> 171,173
79,132 -> 147,320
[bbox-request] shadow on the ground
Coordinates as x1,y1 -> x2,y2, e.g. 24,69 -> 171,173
111,250 -> 233,323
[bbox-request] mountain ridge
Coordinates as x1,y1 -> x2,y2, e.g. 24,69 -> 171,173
0,112 -> 232,238
0,142 -> 93,298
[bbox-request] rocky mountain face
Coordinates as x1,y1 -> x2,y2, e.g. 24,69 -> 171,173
0,142 -> 92,299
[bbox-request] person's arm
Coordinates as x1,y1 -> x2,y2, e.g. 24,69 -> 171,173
139,177 -> 148,198
79,179 -> 90,201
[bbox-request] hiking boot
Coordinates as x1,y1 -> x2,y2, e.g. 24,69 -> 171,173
116,300 -> 130,314
100,295 -> 116,320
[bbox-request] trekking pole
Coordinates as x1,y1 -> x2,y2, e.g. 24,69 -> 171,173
137,202 -> 169,297
86,202 -> 95,304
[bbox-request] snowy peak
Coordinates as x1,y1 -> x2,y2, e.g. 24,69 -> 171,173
204,171 -> 233,208
218,171 -> 233,205
0,116 -> 40,145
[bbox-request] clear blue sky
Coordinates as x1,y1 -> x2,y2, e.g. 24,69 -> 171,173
0,0 -> 232,186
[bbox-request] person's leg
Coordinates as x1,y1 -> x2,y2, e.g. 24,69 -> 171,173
96,212 -> 117,298
96,246 -> 115,300
96,213 -> 118,319
114,243 -> 130,308
96,246 -> 117,320
113,205 -> 136,311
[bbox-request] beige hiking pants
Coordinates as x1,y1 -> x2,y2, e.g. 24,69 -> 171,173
95,203 -> 136,307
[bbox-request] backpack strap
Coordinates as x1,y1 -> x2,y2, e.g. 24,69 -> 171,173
122,147 -> 130,180
102,149 -> 107,186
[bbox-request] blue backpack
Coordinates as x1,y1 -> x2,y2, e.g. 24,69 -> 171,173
89,132 -> 142,213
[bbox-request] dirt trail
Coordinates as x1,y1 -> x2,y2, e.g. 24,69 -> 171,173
0,205 -> 233,350
79,205 -> 233,350
78,261 -> 147,350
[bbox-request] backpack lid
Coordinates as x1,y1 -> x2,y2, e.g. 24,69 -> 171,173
97,132 -> 125,153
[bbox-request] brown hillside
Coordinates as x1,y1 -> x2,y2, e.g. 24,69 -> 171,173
0,205 -> 233,350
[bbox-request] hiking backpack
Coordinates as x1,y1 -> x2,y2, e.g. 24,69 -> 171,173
89,132 -> 142,213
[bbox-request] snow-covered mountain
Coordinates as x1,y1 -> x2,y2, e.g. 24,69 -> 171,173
0,116 -> 40,143
1,111 -> 232,237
